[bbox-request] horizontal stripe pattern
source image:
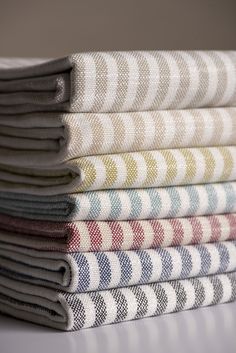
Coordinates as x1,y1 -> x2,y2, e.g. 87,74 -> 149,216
70,51 -> 236,112
0,182 -> 236,221
1,241 -> 236,293
1,213 -> 236,252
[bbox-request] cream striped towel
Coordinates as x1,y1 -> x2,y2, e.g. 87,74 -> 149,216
0,272 -> 235,330
1,108 -> 236,167
0,241 -> 236,292
0,182 -> 235,221
0,146 -> 236,195
1,51 -> 236,114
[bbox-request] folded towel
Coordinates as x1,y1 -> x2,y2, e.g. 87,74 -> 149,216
0,213 -> 236,252
0,182 -> 235,221
1,51 -> 236,114
0,147 -> 235,195
1,108 -> 236,167
0,241 -> 235,292
0,272 -> 235,330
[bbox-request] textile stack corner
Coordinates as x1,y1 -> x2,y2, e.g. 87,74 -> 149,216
0,51 -> 236,330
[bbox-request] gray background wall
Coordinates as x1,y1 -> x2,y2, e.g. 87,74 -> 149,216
0,0 -> 235,58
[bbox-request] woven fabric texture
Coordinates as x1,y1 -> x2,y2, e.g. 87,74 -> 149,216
0,182 -> 235,221
0,272 -> 235,330
0,241 -> 236,292
1,51 -> 236,114
1,108 -> 236,167
1,146 -> 236,195
1,213 -> 236,252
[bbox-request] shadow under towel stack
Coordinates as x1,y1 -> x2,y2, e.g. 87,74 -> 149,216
0,51 -> 236,331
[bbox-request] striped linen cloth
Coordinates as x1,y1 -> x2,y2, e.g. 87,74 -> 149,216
0,272 -> 235,330
0,107 -> 236,167
1,51 -> 236,114
0,213 -> 236,252
1,146 -> 236,195
0,241 -> 236,292
0,182 -> 235,221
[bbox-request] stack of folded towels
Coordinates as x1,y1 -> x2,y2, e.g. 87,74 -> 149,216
0,51 -> 236,331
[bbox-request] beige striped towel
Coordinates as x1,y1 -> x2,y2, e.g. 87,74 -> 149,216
0,146 -> 236,195
1,107 -> 236,167
1,51 -> 236,114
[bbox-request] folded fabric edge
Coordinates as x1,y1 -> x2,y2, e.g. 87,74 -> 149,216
0,272 -> 235,331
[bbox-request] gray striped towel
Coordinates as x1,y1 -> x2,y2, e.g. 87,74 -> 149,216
1,51 -> 236,114
0,272 -> 235,330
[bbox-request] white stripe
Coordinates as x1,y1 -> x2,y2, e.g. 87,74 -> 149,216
187,246 -> 202,277
160,111 -> 176,148
158,189 -> 172,218
201,110 -> 214,144
161,219 -> 174,247
219,275 -> 233,303
121,288 -> 138,321
218,109 -> 233,145
199,216 -> 212,243
180,219 -> 194,245
121,53 -> 140,111
119,113 -> 136,152
142,112 -> 156,150
169,248 -> 183,279
180,110 -> 197,146
190,148 -> 206,184
141,285 -> 158,317
131,153 -> 147,187
100,53 -> 119,111
154,152 -> 167,186
181,281 -> 196,310
217,52 -> 236,106
99,291 -> 118,325
175,187 -> 190,217
118,191 -> 132,220
96,191 -> 112,221
141,52 -> 160,110
85,253 -> 100,291
225,242 -> 236,271
148,250 -> 163,282
207,244 -> 220,274
100,114 -> 115,154
169,149 -> 187,185
161,282 -> 177,313
105,253 -> 121,288
127,252 -> 142,285
198,52 -> 218,105
140,220 -> 155,249
217,215 -> 231,242
80,54 -> 97,111
200,277 -> 214,306
109,155 -> 127,188
78,222 -> 91,252
212,147 -> 225,182
98,222 -> 113,250
119,222 -> 135,250
177,52 -> 200,108
138,191 -> 152,221
79,294 -> 96,328
160,52 -> 180,109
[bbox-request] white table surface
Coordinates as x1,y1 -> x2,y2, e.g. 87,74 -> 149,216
0,301 -> 236,353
